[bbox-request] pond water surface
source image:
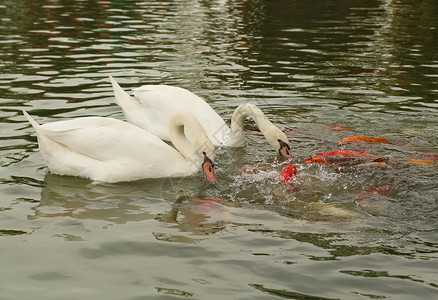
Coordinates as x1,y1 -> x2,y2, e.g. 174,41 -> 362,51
1,0 -> 437,299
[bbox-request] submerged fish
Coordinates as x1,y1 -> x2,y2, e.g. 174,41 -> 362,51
305,150 -> 385,167
408,158 -> 436,166
355,161 -> 387,168
326,124 -> 352,132
238,164 -> 274,175
338,135 -> 391,144
370,185 -> 393,196
425,154 -> 438,161
407,154 -> 438,166
356,185 -> 393,208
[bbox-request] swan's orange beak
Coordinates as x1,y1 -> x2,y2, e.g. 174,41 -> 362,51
202,152 -> 218,184
278,139 -> 292,160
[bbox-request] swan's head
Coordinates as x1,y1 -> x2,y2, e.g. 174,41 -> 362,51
202,151 -> 218,184
263,126 -> 292,160
277,139 -> 292,160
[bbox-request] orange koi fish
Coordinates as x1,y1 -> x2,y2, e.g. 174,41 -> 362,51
314,150 -> 378,158
408,159 -> 436,166
408,154 -> 438,166
338,136 -> 390,144
280,164 -> 297,184
305,150 -> 383,166
355,161 -> 387,168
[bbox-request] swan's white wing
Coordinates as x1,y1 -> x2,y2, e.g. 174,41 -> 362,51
133,85 -> 230,145
41,117 -> 163,143
40,117 -> 177,162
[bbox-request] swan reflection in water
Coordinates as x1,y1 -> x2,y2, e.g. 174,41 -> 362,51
29,173 -> 235,241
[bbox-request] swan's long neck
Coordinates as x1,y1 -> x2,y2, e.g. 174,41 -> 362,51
227,103 -> 289,152
169,112 -> 215,169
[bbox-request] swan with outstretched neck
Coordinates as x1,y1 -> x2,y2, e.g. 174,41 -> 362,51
110,76 -> 292,160
23,110 -> 218,184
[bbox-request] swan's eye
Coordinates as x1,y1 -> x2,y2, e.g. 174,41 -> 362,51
209,166 -> 212,172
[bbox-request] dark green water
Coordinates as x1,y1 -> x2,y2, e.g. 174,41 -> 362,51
1,0 -> 437,299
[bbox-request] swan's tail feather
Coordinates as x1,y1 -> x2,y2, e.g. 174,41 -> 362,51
23,110 -> 41,132
109,76 -> 141,110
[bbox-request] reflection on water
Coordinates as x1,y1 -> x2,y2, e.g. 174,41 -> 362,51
29,173 -> 236,242
30,173 -> 161,223
1,0 -> 438,299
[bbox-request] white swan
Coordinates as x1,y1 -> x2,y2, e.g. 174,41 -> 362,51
23,110 -> 218,184
110,77 -> 292,160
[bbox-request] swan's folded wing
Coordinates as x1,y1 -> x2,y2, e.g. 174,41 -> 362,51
41,117 -> 141,133
133,85 -> 220,119
39,118 -> 178,162
133,85 -> 230,144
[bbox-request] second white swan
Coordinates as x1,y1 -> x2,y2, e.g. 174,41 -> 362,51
110,77 -> 292,160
